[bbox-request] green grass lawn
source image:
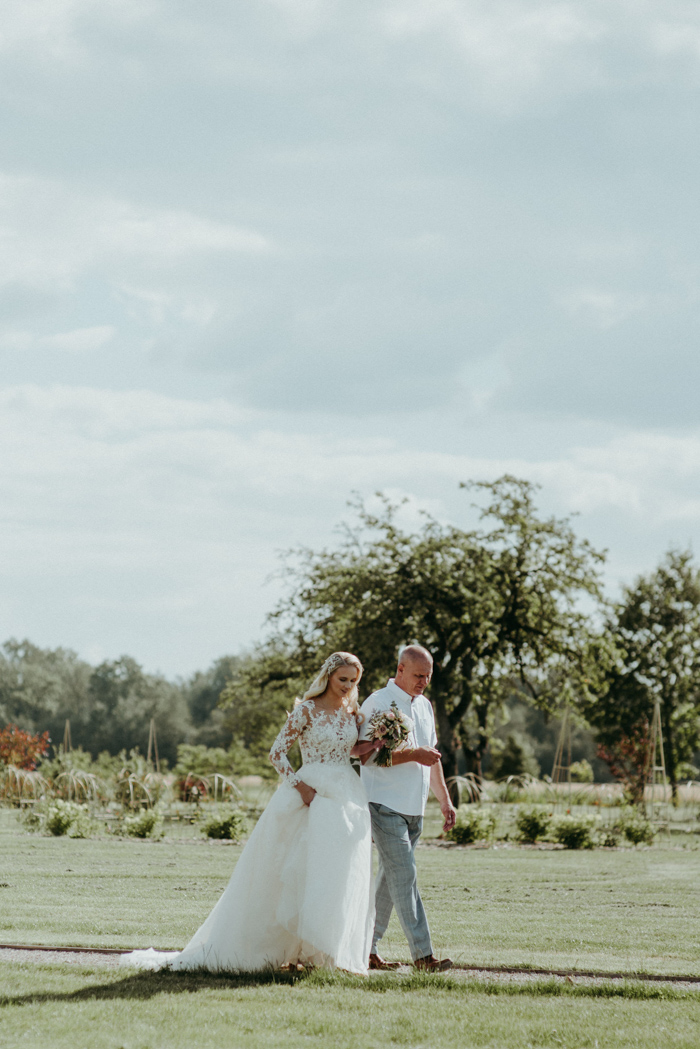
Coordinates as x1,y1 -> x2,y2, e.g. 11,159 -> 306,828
2,965 -> 700,1049
2,808 -> 700,1048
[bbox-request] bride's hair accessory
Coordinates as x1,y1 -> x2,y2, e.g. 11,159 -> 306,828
321,653 -> 348,676
299,651 -> 364,716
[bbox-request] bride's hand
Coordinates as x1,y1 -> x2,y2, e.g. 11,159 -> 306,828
295,781 -> 316,806
350,739 -> 385,757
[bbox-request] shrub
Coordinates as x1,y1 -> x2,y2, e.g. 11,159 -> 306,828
20,806 -> 44,832
68,808 -> 98,839
45,800 -> 82,836
202,809 -> 248,841
447,806 -> 496,845
0,724 -> 51,770
551,814 -> 595,849
569,759 -> 594,784
122,809 -> 161,838
1,765 -> 49,805
599,826 -> 621,847
620,812 -> 655,845
515,806 -> 552,843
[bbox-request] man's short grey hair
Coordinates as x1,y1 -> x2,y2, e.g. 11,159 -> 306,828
397,644 -> 433,666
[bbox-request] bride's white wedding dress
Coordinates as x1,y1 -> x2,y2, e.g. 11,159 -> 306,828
120,701 -> 374,975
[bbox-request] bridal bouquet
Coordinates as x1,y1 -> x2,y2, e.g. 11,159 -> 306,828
368,702 -> 413,767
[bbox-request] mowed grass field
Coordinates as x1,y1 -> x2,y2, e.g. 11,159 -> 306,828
2,809 -> 700,1049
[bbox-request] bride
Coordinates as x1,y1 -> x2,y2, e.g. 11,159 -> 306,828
121,652 -> 379,974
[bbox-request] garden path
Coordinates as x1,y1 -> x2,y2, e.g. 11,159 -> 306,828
3,947 -> 700,990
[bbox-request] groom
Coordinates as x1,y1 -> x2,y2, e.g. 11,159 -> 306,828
359,644 -> 456,971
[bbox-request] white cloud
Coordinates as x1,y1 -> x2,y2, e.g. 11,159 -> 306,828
561,288 -> 647,329
0,326 -> 114,353
98,204 -> 270,259
382,0 -> 605,107
41,325 -> 115,352
3,1 -> 700,109
0,173 -> 271,289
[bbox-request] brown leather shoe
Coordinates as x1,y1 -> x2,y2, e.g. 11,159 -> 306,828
368,952 -> 400,971
414,954 -> 452,972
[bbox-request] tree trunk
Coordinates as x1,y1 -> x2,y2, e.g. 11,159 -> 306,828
459,726 -> 483,783
430,689 -> 461,805
662,706 -> 678,805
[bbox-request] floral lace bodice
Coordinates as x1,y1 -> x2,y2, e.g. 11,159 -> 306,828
269,700 -> 359,786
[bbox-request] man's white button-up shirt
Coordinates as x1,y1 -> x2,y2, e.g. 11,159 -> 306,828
359,678 -> 438,817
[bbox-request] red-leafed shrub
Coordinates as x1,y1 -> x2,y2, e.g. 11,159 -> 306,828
597,721 -> 649,806
0,724 -> 51,770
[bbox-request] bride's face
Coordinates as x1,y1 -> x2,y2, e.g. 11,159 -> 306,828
327,665 -> 360,702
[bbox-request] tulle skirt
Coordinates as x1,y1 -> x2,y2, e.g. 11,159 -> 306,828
120,763 -> 375,975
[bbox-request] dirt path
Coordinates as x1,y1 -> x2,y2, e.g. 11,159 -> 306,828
2,946 -> 700,989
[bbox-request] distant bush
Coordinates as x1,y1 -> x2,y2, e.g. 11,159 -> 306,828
569,760 -> 595,784
551,814 -> 595,849
20,806 -> 44,832
599,825 -> 621,847
202,809 -> 248,841
515,806 -> 552,843
620,811 -> 655,845
45,800 -> 83,836
68,808 -> 98,839
122,809 -> 161,838
447,807 -> 496,845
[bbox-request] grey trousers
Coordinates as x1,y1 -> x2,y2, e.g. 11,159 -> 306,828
369,802 -> 432,961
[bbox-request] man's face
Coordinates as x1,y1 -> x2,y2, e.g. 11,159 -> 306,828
396,658 -> 432,697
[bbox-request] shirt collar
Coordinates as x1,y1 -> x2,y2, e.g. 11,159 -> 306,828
387,677 -> 417,705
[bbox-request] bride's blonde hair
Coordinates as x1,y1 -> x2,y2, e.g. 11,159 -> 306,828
299,651 -> 364,716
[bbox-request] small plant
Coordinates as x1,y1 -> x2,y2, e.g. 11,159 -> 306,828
569,759 -> 595,784
122,808 -> 161,838
20,806 -> 44,832
446,774 -> 483,806
54,768 -> 103,803
45,800 -> 83,836
202,808 -> 248,841
599,825 -> 621,847
620,812 -> 655,846
447,806 -> 496,845
68,808 -> 98,839
515,806 -> 552,843
551,814 -> 595,849
1,763 -> 51,806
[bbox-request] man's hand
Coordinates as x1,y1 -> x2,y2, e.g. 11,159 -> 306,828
295,782 -> 317,806
390,746 -> 442,767
412,746 -> 442,767
441,800 -> 457,833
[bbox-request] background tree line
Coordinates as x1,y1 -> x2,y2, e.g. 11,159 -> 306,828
2,477 -> 700,798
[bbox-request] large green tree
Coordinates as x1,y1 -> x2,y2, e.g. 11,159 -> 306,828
0,639 -> 91,744
586,550 -> 700,801
267,476 -> 606,785
84,657 -> 191,765
0,640 -> 248,768
183,655 -> 241,748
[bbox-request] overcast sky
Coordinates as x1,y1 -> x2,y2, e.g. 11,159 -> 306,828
2,0 -> 700,677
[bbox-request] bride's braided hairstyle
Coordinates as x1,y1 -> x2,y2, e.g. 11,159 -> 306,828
299,651 -> 364,717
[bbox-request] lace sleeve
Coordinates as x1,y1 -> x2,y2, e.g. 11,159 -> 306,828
269,703 -> 310,786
